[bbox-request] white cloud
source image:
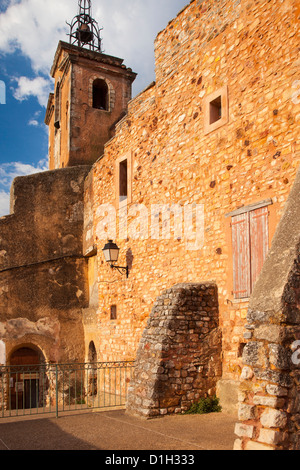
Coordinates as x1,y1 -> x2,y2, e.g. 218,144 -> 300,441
12,76 -> 53,107
28,119 -> 39,126
0,159 -> 48,216
0,160 -> 48,187
0,0 -> 73,74
0,0 -> 188,96
0,190 -> 10,217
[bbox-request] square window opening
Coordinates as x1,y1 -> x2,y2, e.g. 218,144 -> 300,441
204,86 -> 228,135
110,305 -> 117,320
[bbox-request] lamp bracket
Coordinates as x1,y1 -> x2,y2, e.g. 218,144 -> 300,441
110,264 -> 129,278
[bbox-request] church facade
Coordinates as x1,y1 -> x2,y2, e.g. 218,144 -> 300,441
0,0 -> 299,416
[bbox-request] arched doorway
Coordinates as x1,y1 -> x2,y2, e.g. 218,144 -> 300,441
8,346 -> 45,410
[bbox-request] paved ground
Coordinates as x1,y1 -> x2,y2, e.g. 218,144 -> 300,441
0,409 -> 236,451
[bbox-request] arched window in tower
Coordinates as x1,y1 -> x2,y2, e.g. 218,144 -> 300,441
54,81 -> 61,129
92,78 -> 109,110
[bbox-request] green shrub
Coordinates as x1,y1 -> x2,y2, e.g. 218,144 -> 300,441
185,396 -> 222,415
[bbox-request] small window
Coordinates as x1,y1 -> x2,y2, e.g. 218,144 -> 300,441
119,159 -> 128,203
110,305 -> 117,320
116,152 -> 132,208
204,86 -> 228,134
210,96 -> 222,124
54,82 -> 61,129
93,79 -> 109,110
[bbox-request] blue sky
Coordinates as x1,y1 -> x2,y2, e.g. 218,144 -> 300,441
0,0 -> 188,216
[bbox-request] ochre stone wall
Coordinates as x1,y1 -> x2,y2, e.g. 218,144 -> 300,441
84,0 -> 300,411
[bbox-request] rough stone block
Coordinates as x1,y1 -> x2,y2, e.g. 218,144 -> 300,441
257,429 -> 283,446
238,403 -> 257,421
244,441 -> 275,451
260,408 -> 288,429
234,423 -> 254,438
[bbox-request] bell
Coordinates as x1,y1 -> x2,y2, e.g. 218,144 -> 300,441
76,22 -> 93,43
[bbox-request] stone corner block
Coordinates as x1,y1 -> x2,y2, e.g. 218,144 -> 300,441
245,441 -> 275,451
234,422 -> 254,438
260,408 -> 288,429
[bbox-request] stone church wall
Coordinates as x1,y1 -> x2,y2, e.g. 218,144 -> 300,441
87,0 -> 300,411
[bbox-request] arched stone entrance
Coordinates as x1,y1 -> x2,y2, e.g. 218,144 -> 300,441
8,345 -> 45,410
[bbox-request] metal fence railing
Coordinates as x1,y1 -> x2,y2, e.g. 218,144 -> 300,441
0,361 -> 134,419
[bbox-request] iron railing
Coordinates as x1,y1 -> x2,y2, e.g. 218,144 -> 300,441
0,361 -> 134,419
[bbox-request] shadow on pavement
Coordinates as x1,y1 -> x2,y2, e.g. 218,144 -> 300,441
0,410 -> 236,451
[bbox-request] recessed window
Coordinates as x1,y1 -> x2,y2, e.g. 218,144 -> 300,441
204,86 -> 228,134
209,96 -> 222,124
116,152 -> 132,208
54,81 -> 61,129
119,159 -> 128,203
93,79 -> 109,110
110,305 -> 117,320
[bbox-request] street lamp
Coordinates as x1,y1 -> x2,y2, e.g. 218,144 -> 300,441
102,240 -> 129,278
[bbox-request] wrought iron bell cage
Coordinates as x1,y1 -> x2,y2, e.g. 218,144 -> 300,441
67,0 -> 103,52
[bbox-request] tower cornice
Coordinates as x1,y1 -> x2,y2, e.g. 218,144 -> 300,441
50,41 -> 136,82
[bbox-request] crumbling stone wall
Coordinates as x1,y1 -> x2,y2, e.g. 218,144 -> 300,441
126,283 -> 222,418
234,165 -> 300,450
0,166 -> 91,364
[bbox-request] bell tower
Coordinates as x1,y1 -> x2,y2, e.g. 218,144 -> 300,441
45,0 -> 137,169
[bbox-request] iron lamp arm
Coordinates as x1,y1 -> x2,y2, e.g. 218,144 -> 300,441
110,264 -> 129,278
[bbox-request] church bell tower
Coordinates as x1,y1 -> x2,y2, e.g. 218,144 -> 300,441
45,0 -> 137,169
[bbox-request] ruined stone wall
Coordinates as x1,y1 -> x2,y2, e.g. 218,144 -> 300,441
0,166 -> 91,364
234,165 -> 300,450
126,283 -> 222,418
85,0 -> 300,411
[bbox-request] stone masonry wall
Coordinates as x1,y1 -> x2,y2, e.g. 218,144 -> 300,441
126,283 -> 222,418
87,0 -> 300,412
0,166 -> 91,364
234,165 -> 300,450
